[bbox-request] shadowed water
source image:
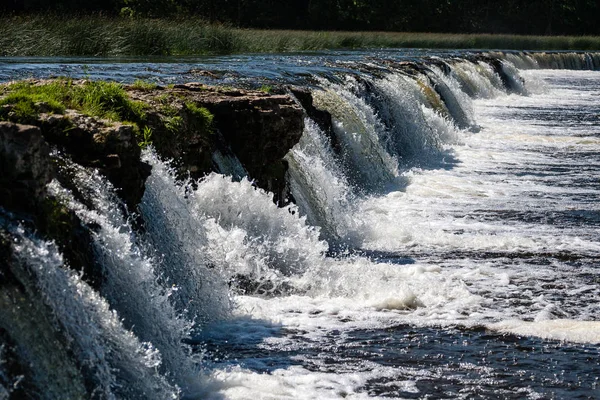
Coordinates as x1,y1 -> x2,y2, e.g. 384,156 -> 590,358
1,52 -> 599,399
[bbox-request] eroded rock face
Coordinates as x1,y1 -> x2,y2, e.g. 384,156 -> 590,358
206,91 -> 303,204
0,122 -> 52,212
1,80 -> 307,209
129,83 -> 305,204
40,112 -> 151,209
0,121 -> 100,288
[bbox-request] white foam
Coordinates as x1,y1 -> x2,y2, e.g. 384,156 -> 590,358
203,365 -> 404,400
488,319 -> 600,344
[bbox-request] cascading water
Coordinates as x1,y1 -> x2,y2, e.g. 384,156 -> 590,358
0,215 -> 179,399
1,50 -> 600,399
47,162 -> 203,396
444,59 -> 505,99
496,51 -> 600,70
198,55 -> 600,399
285,118 -> 360,245
138,152 -> 233,324
311,76 -> 399,193
142,149 -> 327,295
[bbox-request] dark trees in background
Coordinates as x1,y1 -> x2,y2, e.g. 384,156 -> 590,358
1,0 -> 599,35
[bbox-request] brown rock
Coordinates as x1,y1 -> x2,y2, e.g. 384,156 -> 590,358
130,84 -> 305,204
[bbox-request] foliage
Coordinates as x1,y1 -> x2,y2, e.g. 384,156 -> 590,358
164,115 -> 183,133
1,0 -> 600,36
137,125 -> 153,148
1,15 -> 599,57
0,80 -> 147,124
184,102 -> 214,134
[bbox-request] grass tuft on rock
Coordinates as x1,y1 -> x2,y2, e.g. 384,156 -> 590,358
184,102 -> 214,134
131,79 -> 159,91
0,79 -> 147,124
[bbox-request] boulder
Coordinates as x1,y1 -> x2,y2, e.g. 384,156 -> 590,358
0,122 -> 52,212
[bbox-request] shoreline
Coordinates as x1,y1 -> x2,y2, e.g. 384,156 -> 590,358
2,15 -> 600,57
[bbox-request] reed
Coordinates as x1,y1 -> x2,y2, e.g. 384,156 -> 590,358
1,15 -> 600,56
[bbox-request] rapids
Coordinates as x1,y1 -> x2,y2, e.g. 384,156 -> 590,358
1,51 -> 599,399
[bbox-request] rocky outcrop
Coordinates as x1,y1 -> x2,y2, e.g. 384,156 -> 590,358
202,88 -> 304,203
39,112 -> 151,209
1,79 -> 306,207
129,83 -> 305,204
0,122 -> 52,213
0,80 -> 310,287
0,121 -> 100,288
289,86 -> 344,160
0,116 -> 141,288
0,79 -> 308,400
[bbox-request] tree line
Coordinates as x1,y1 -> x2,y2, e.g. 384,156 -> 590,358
3,0 -> 600,36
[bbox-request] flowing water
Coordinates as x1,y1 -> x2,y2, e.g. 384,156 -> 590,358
1,51 -> 599,399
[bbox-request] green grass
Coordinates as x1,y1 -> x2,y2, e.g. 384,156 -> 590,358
1,15 -> 600,56
0,79 -> 147,124
184,102 -> 214,134
131,79 -> 159,91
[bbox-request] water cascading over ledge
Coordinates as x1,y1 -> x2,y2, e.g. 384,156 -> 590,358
1,50 -> 599,399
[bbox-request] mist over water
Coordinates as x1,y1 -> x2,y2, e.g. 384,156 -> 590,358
1,51 -> 599,399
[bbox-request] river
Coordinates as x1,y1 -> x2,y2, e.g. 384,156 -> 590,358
1,51 -> 599,399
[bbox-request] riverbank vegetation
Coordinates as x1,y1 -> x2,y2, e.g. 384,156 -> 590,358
1,15 -> 600,57
4,0 -> 600,36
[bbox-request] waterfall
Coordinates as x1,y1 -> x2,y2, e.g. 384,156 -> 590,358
0,215 -> 179,399
366,72 -> 452,159
4,49 -> 600,399
142,149 -> 328,296
47,162 -> 203,395
284,58 -> 517,245
286,118 -> 361,246
139,152 -> 232,324
494,51 -> 600,71
311,77 -> 399,193
442,60 -> 504,99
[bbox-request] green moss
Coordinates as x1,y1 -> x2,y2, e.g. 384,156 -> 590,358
39,197 -> 75,244
160,103 -> 178,117
0,81 -> 67,123
259,85 -> 273,94
184,102 -> 214,134
156,93 -> 171,104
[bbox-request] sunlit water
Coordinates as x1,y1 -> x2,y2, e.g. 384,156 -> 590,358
1,52 -> 600,399
197,69 -> 600,399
